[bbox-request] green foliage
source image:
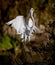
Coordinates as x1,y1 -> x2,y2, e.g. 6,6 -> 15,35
10,37 -> 18,48
0,34 -> 18,49
0,35 -> 12,49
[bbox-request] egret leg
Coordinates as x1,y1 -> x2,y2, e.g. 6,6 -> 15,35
24,34 -> 28,41
28,35 -> 30,41
21,33 -> 25,42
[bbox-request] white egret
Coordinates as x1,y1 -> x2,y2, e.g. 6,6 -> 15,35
6,8 -> 43,42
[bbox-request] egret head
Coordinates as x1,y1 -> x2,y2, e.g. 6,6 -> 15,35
30,8 -> 34,16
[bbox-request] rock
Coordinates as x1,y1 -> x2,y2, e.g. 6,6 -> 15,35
40,24 -> 45,32
30,34 -> 36,42
25,53 -> 33,63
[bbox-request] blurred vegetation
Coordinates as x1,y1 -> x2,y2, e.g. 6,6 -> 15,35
0,0 -> 55,65
0,34 -> 12,49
